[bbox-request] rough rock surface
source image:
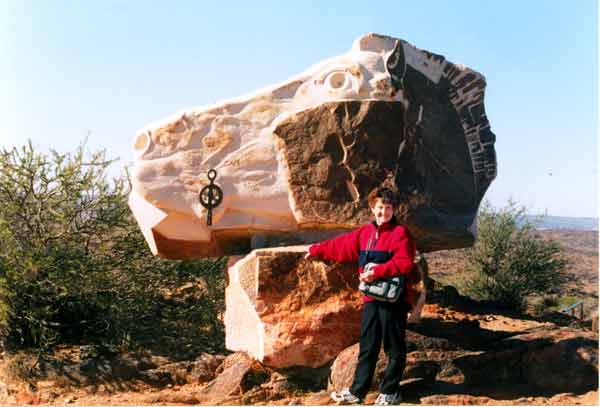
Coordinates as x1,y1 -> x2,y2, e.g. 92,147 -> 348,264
329,306 -> 598,395
128,33 -> 497,258
1,302 -> 597,406
193,352 -> 265,405
225,246 -> 363,368
273,101 -> 406,227
191,352 -> 333,405
328,343 -> 440,393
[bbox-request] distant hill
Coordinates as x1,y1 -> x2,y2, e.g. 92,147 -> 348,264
525,215 -> 599,231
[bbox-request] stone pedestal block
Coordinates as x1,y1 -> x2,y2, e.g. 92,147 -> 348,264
225,246 -> 363,368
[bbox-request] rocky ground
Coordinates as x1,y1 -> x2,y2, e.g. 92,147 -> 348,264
0,230 -> 597,406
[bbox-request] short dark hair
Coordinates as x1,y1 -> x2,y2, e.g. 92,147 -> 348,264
367,187 -> 399,208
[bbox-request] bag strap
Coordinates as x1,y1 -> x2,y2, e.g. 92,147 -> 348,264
367,228 -> 380,251
366,232 -> 374,252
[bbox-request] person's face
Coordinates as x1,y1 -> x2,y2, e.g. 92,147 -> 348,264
370,199 -> 395,226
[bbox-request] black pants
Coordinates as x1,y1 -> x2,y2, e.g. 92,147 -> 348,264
349,300 -> 408,398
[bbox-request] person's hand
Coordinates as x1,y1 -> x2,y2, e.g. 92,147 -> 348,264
304,246 -> 316,260
359,264 -> 377,283
359,269 -> 376,283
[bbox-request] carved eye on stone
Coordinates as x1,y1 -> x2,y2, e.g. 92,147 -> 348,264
133,131 -> 152,157
323,70 -> 356,92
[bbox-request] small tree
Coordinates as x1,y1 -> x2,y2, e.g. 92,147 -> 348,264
0,141 -> 129,349
0,141 -> 227,354
462,200 -> 568,312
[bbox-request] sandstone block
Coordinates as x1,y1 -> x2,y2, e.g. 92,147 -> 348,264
224,246 -> 363,368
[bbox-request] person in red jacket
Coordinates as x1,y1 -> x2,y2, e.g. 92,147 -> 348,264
305,187 -> 416,405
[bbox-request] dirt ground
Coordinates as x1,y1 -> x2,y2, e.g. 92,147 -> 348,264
2,229 -> 598,406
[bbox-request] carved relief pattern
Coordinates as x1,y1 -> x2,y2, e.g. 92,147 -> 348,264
129,33 -> 498,257
386,40 -> 497,195
444,64 -> 497,191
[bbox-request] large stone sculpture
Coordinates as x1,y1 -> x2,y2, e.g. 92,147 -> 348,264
129,33 -> 497,259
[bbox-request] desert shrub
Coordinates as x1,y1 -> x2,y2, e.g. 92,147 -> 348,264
532,295 -> 560,315
0,141 -> 226,354
462,200 -> 568,312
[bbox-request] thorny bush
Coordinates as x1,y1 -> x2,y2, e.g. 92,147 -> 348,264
0,141 -> 227,355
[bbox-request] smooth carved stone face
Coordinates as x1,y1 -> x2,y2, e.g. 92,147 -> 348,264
128,33 -> 497,258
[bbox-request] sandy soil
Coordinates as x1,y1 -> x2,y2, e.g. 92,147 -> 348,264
2,230 -> 597,406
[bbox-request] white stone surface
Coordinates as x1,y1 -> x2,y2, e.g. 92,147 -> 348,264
128,33 -> 454,255
224,253 -> 265,361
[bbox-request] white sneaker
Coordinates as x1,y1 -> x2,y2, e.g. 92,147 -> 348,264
374,391 -> 402,405
330,389 -> 363,404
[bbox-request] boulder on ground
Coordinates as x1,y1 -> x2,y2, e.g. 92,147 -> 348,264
193,352 -> 268,405
328,343 -> 440,393
225,246 -> 363,368
328,314 -> 598,395
454,327 -> 598,392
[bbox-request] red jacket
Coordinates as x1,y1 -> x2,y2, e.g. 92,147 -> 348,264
309,217 -> 416,304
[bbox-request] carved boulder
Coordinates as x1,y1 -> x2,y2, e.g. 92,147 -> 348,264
128,33 -> 497,258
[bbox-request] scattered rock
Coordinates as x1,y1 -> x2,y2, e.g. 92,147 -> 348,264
141,353 -> 225,386
404,360 -> 440,383
194,352 -> 268,405
420,394 -> 504,405
328,342 -> 441,392
189,353 -> 226,383
328,309 -> 598,397
15,390 -> 41,405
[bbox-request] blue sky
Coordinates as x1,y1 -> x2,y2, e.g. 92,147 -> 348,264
1,0 -> 597,217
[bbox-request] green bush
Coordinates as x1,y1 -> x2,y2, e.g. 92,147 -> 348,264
532,295 -> 560,315
462,200 -> 568,312
0,141 -> 227,354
